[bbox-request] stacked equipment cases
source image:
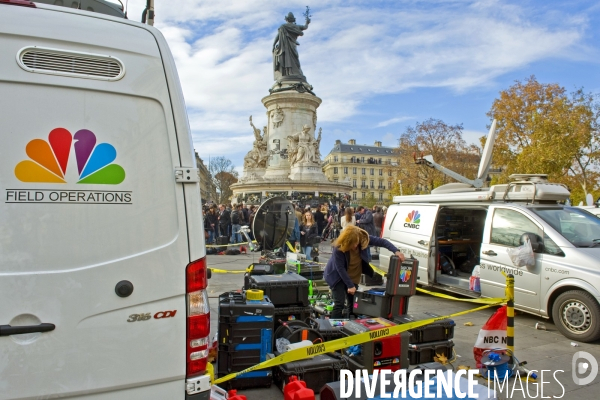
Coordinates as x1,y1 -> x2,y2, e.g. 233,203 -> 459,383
246,272 -> 309,307
342,317 -> 410,373
217,291 -> 274,389
393,311 -> 456,364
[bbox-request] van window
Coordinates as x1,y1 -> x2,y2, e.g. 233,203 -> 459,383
532,207 -> 600,248
491,208 -> 542,247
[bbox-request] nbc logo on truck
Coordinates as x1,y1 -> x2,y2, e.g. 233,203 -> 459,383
14,128 -> 125,184
404,210 -> 420,229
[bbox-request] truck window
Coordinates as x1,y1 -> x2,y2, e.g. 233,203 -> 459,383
491,208 -> 542,247
532,207 -> 600,248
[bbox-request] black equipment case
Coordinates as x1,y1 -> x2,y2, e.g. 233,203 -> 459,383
352,288 -> 391,318
394,312 -> 455,344
309,318 -> 346,341
217,291 -> 274,389
274,353 -> 349,393
386,255 -> 418,296
247,273 -> 309,307
408,339 -> 455,365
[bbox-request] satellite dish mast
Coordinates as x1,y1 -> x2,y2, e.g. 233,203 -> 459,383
415,120 -> 497,190
142,0 -> 155,26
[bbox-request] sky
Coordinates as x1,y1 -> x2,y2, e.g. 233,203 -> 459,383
123,0 -> 600,175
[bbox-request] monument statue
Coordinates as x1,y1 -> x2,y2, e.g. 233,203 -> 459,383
243,116 -> 268,169
287,124 -> 320,167
272,10 -> 310,82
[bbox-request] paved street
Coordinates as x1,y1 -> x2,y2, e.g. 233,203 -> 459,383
207,243 -> 600,399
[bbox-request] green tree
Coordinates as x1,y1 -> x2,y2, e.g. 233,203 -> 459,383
395,119 -> 480,194
487,76 -> 600,203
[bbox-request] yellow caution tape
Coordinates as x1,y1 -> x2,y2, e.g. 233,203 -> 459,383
286,240 -> 297,253
416,287 -> 505,305
214,300 -> 505,384
369,263 -> 387,276
246,289 -> 264,301
208,268 -> 247,274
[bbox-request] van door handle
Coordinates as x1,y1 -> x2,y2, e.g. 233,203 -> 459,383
418,240 -> 429,247
0,323 -> 55,337
482,250 -> 497,256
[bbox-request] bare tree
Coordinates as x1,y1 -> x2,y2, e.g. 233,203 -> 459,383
209,157 -> 238,203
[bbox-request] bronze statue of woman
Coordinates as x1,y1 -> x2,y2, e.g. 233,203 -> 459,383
272,12 -> 310,82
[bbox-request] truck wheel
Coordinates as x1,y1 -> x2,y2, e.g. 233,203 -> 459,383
552,290 -> 600,342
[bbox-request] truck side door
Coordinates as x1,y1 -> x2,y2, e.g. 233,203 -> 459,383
383,204 -> 440,285
479,206 -> 542,312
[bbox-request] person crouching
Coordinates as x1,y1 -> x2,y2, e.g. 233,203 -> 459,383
323,225 -> 405,318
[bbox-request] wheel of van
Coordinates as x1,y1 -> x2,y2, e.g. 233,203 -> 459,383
552,290 -> 600,342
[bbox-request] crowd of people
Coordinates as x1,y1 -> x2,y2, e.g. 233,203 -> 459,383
202,201 -> 388,258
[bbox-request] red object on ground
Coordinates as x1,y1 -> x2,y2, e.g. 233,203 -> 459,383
284,376 -> 315,400
227,389 -> 247,400
473,305 -> 507,368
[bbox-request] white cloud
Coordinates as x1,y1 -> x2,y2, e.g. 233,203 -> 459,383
376,116 -> 414,128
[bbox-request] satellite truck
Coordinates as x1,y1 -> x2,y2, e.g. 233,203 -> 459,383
1,1 -> 212,399
379,120 -> 600,342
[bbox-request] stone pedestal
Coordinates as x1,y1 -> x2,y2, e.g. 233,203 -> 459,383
261,92 -> 322,180
239,167 -> 265,183
289,163 -> 328,182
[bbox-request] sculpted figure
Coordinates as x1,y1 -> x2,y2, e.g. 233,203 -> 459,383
273,12 -> 310,81
244,116 -> 268,168
314,127 -> 322,161
287,124 -> 318,166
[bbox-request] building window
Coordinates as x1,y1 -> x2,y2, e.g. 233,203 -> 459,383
388,170 -> 392,176
379,180 -> 384,189
334,156 -> 338,162
344,167 -> 348,174
353,167 -> 357,174
379,169 -> 383,176
333,167 -> 338,174
351,156 -> 356,162
352,179 -> 357,188
370,168 -> 374,175
371,192 -> 375,198
379,192 -> 383,201
361,180 -> 366,188
361,157 -> 365,163
362,168 -> 366,175
388,181 -> 392,189
378,158 -> 382,164
362,192 -> 366,199
353,192 -> 357,200
370,180 -> 374,188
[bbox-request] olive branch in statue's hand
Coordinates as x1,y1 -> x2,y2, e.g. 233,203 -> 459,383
303,6 -> 311,23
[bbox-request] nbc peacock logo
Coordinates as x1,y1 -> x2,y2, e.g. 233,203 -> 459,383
14,128 -> 125,184
403,210 -> 421,229
400,268 -> 412,283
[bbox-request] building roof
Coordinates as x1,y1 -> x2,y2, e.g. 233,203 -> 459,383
327,142 -> 396,157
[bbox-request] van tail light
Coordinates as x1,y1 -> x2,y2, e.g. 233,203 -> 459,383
186,257 -> 210,378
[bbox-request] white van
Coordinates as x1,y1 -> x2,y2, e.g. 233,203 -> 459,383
1,2 -> 211,399
380,122 -> 600,343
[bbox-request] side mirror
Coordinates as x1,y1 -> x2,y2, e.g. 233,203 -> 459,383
521,232 -> 543,253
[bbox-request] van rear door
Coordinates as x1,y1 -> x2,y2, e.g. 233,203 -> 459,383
382,204 -> 439,285
0,6 -> 191,399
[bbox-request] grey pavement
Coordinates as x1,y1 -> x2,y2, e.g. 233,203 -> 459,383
206,242 -> 600,399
